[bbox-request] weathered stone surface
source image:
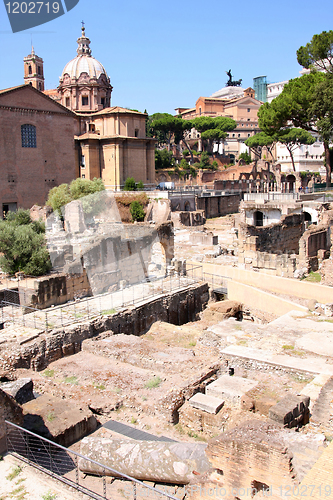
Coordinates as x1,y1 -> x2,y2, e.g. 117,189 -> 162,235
178,401 -> 228,437
79,437 -> 210,484
188,393 -> 224,414
0,283 -> 209,373
0,378 -> 34,405
0,388 -> 24,453
206,375 -> 258,406
204,420 -> 298,500
269,394 -> 310,428
22,394 -> 97,447
202,300 -> 242,323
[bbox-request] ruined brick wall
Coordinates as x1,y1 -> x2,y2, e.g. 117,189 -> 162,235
21,271 -> 92,310
171,211 -> 205,227
238,214 -> 304,256
205,420 -> 297,500
196,194 -> 241,218
0,283 -> 209,373
0,85 -> 76,212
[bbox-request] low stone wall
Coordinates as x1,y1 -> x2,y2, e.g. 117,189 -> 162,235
196,194 -> 241,219
171,211 -> 205,227
0,283 -> 209,373
21,271 -> 92,310
227,281 -> 307,316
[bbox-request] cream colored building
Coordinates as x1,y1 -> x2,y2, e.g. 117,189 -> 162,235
176,86 -> 261,158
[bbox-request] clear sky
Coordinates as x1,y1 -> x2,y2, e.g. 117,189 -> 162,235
0,0 -> 332,114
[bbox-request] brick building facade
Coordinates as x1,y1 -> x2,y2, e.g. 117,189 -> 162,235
0,84 -> 77,217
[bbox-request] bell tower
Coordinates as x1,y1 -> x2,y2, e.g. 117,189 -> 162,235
24,47 -> 45,91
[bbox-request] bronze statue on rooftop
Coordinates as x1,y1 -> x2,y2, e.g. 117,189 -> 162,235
226,69 -> 242,87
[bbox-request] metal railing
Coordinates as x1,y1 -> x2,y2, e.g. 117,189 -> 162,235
186,264 -> 230,293
5,421 -> 181,500
1,274 -> 200,331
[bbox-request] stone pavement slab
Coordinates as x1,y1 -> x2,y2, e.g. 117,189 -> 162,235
188,393 -> 224,414
205,374 -> 258,405
222,345 -> 333,375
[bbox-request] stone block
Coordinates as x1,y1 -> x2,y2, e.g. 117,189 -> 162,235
0,378 -> 34,405
22,394 -> 97,447
189,393 -> 224,414
0,388 -> 24,454
269,394 -> 310,428
206,375 -> 258,406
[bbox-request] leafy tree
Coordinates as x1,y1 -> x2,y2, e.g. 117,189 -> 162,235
238,152 -> 252,164
155,149 -> 174,170
46,183 -> 71,215
258,71 -> 333,185
124,177 -> 137,191
297,30 -> 333,72
130,201 -> 145,222
245,132 -> 276,161
199,151 -> 211,169
0,210 -> 51,276
277,128 -> 316,171
150,114 -> 178,150
69,177 -> 105,200
136,181 -> 144,190
192,116 -> 236,155
47,178 -> 105,214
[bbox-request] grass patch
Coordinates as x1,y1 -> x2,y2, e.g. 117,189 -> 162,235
145,376 -> 162,389
64,376 -> 78,385
101,308 -> 116,316
41,491 -> 57,500
302,272 -> 321,283
237,339 -> 247,346
282,345 -> 294,350
174,423 -> 185,435
41,369 -> 54,378
15,478 -> 26,485
9,485 -> 25,497
130,417 -> 138,425
188,341 -> 196,347
46,411 -> 56,422
93,383 -> 105,390
6,466 -> 22,481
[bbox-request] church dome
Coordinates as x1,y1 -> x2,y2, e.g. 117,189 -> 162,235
60,26 -> 109,82
61,55 -> 108,81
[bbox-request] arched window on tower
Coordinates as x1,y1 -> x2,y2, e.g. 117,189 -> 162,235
28,65 -> 32,75
21,124 -> 37,148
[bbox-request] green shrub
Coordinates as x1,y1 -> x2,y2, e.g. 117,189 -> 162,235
123,177 -> 137,191
46,178 -> 105,215
0,210 -> 51,276
130,201 -> 145,222
136,181 -> 144,190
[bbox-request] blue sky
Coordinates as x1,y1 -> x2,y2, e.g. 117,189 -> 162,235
0,0 -> 332,114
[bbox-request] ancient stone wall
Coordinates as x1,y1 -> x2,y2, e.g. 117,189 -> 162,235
19,271 -> 92,310
0,283 -> 209,373
204,421 -> 297,500
196,194 -> 241,218
0,389 -> 24,453
171,211 -> 205,227
239,214 -> 304,255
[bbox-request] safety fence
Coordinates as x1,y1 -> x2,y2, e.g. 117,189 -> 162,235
186,264 -> 230,294
5,421 -> 181,500
1,274 -> 199,331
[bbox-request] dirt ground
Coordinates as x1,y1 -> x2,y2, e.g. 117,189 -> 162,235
14,310 -> 315,443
